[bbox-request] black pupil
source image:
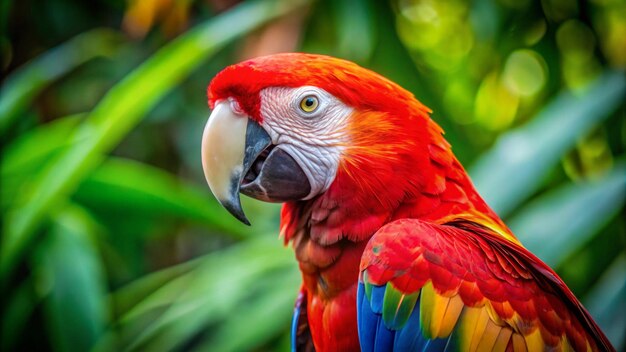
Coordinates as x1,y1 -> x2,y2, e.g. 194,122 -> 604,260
305,98 -> 315,107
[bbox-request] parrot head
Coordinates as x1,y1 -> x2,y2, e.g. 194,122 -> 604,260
202,53 -> 445,225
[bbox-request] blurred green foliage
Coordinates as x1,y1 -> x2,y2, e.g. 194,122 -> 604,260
1,0 -> 625,351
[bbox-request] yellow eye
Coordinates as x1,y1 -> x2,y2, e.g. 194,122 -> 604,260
299,95 -> 319,113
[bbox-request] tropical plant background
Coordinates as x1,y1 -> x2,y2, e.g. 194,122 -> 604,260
1,0 -> 625,350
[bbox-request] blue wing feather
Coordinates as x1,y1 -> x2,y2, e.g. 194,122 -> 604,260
370,284 -> 385,313
357,282 -> 457,352
291,294 -> 302,352
291,290 -> 314,352
357,283 -> 378,351
374,317 -> 396,350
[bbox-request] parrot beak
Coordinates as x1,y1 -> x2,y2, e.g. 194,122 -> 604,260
201,101 -> 311,225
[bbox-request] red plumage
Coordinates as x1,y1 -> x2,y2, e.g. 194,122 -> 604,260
207,53 -> 614,351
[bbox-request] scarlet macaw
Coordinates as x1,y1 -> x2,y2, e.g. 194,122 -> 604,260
200,53 -> 614,352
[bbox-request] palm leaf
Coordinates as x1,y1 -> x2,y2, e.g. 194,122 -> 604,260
0,0 -> 310,280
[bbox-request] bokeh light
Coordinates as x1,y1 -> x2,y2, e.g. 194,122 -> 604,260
503,49 -> 548,97
475,71 -> 519,131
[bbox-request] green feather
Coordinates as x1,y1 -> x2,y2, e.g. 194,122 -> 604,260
363,270 -> 373,303
419,281 -> 435,338
382,282 -> 420,330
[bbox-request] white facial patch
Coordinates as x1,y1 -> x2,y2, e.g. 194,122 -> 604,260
259,86 -> 353,200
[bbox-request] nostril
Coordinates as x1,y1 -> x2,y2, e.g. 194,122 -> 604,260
228,97 -> 245,115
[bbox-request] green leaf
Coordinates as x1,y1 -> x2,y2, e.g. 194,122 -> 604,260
509,163 -> 626,266
37,203 -> 109,352
0,279 -> 40,350
111,255 -> 205,319
470,72 -> 626,216
584,254 -> 626,351
1,114 -> 84,208
0,0 -> 310,280
115,237 -> 296,351
198,267 -> 300,352
0,29 -> 121,136
75,157 -> 252,238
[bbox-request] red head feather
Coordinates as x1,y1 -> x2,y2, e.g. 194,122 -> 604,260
208,53 -> 431,121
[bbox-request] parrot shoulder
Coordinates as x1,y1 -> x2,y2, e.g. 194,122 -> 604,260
357,218 -> 614,352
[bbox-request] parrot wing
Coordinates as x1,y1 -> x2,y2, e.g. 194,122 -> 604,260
292,287 -> 315,352
357,218 -> 614,352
